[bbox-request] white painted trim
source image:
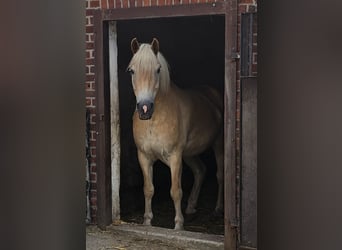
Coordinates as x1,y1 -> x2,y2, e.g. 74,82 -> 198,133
109,21 -> 121,221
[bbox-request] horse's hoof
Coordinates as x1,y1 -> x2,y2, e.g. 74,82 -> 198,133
185,207 -> 197,215
174,224 -> 184,230
143,219 -> 152,226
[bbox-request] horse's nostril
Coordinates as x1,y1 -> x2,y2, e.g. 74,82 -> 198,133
142,105 -> 148,114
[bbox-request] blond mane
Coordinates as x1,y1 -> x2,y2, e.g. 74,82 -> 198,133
128,43 -> 171,94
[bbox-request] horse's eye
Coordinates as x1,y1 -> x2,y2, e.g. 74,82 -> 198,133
128,68 -> 134,75
157,67 -> 161,74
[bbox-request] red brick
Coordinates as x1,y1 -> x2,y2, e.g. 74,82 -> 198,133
86,26 -> 94,34
122,0 -> 129,8
151,0 -> 157,6
86,96 -> 96,106
135,0 -> 142,7
143,0 -> 149,6
90,198 -> 97,206
253,53 -> 257,64
86,65 -> 95,75
89,123 -> 97,130
239,0 -> 254,3
251,64 -> 257,73
86,98 -> 91,106
90,114 -> 96,124
90,173 -> 97,182
128,0 -> 134,7
86,75 -> 95,82
86,94 -> 96,102
108,0 -> 114,8
86,16 -> 90,26
86,49 -> 94,59
101,0 -> 108,8
90,0 -> 100,8
89,131 -> 97,141
86,81 -> 95,90
90,158 -> 97,164
86,43 -> 94,50
91,147 -> 97,157
86,9 -> 95,16
165,0 -> 172,5
238,4 -> 247,13
90,65 -> 95,74
91,165 -> 97,172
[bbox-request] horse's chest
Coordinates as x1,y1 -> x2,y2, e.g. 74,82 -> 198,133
133,117 -> 179,160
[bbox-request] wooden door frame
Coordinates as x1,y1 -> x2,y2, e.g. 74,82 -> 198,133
94,2 -> 238,249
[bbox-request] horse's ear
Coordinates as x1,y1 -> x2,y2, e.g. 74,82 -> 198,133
131,38 -> 140,54
151,38 -> 159,55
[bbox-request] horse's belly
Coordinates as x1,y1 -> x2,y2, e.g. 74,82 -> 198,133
183,132 -> 216,156
183,116 -> 221,156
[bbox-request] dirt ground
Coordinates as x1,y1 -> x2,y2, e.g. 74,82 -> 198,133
86,225 -> 220,250
86,225 -> 182,250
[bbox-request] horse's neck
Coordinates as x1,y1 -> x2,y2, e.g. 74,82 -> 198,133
155,81 -> 178,103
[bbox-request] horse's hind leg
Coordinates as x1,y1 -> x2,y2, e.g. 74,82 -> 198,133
183,156 -> 206,214
213,132 -> 224,215
137,150 -> 155,226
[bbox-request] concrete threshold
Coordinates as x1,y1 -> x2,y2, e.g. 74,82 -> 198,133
108,223 -> 224,249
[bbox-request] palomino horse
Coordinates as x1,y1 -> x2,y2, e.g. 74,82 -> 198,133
127,38 -> 223,230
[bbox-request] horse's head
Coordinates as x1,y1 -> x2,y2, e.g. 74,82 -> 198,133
127,38 -> 166,120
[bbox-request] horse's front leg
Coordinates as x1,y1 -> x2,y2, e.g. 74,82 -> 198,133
137,150 -> 155,226
169,153 -> 184,230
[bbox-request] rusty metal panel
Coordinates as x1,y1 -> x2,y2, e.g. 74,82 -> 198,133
240,77 -> 257,248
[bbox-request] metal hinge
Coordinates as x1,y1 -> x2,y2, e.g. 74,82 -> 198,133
232,52 -> 240,60
230,219 -> 239,228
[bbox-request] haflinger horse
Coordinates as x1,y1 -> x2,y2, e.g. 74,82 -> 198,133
127,38 -> 224,230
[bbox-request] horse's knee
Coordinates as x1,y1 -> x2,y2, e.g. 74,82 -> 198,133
144,185 -> 154,199
170,186 -> 182,201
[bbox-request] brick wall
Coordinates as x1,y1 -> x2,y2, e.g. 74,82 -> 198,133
85,0 -> 257,223
85,0 -> 99,223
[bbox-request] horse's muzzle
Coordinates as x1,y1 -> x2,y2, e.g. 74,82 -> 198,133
137,101 -> 154,120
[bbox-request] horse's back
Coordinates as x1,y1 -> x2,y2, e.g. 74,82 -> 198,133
192,85 -> 223,114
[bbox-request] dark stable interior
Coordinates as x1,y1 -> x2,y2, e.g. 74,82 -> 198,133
116,15 -> 225,235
